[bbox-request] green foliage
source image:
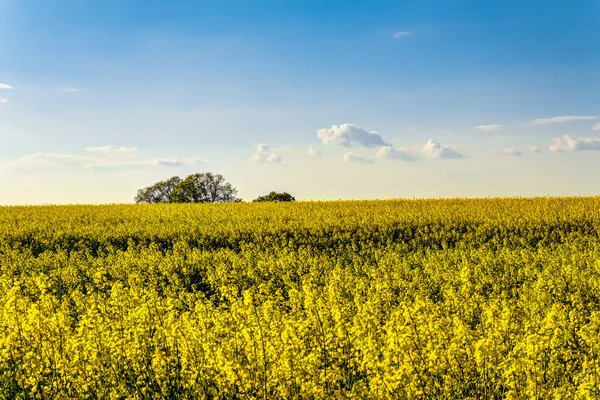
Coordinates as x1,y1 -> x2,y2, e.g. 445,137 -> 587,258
2,197 -> 600,398
253,191 -> 295,202
134,176 -> 182,204
135,172 -> 239,204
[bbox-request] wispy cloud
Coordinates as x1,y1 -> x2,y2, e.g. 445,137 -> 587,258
3,152 -> 207,172
0,98 -> 7,104
531,116 -> 597,125
85,145 -> 138,155
376,145 -> 414,161
343,152 -> 373,164
493,148 -> 523,157
250,143 -> 282,163
266,153 -> 281,163
58,87 -> 80,93
149,158 -> 206,167
549,135 -> 600,152
0,83 -> 13,90
476,124 -> 502,132
593,123 -> 600,131
422,139 -> 463,159
530,146 -> 542,154
317,123 -> 389,148
393,31 -> 412,38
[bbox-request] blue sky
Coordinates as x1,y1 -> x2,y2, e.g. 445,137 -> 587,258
1,0 -> 599,203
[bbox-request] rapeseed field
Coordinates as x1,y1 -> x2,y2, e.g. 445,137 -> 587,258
1,198 -> 600,398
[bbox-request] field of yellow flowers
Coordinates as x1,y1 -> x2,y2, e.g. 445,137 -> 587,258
1,197 -> 600,399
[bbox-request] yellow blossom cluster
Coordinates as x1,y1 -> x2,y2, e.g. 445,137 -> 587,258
1,198 -> 600,398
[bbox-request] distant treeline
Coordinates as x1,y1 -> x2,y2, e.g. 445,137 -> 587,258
135,172 -> 295,204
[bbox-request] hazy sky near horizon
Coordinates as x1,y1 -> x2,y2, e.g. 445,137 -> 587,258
1,0 -> 600,204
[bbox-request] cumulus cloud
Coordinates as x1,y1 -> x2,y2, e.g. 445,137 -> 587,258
493,148 -> 523,157
343,152 -> 373,164
549,135 -> 600,152
250,143 -> 282,163
0,98 -> 7,104
84,145 -> 138,155
593,123 -> 600,131
376,145 -> 414,161
532,116 -> 597,125
476,124 -> 502,132
317,123 -> 389,148
393,31 -> 412,38
422,139 -> 463,159
0,83 -> 13,90
307,146 -> 318,156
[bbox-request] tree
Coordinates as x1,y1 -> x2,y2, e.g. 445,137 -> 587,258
169,173 -> 240,203
135,176 -> 182,204
135,173 -> 240,204
253,191 -> 295,203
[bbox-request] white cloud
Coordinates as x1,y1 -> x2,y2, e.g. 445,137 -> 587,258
376,145 -> 414,161
494,148 -> 523,157
530,146 -> 542,154
0,83 -> 13,90
307,146 -> 318,156
476,124 -> 502,132
14,153 -> 86,170
84,145 -> 138,155
593,123 -> 600,131
343,152 -> 373,164
422,139 -> 463,159
2,150 -> 206,172
0,98 -> 7,104
267,153 -> 282,163
250,143 -> 282,163
148,158 -> 206,167
317,123 -> 389,148
549,135 -> 600,152
58,87 -> 80,93
393,31 -> 412,38
531,116 -> 597,125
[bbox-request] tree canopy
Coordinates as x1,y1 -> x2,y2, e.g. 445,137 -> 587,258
135,176 -> 182,204
253,191 -> 295,203
170,173 -> 240,203
135,173 -> 239,204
